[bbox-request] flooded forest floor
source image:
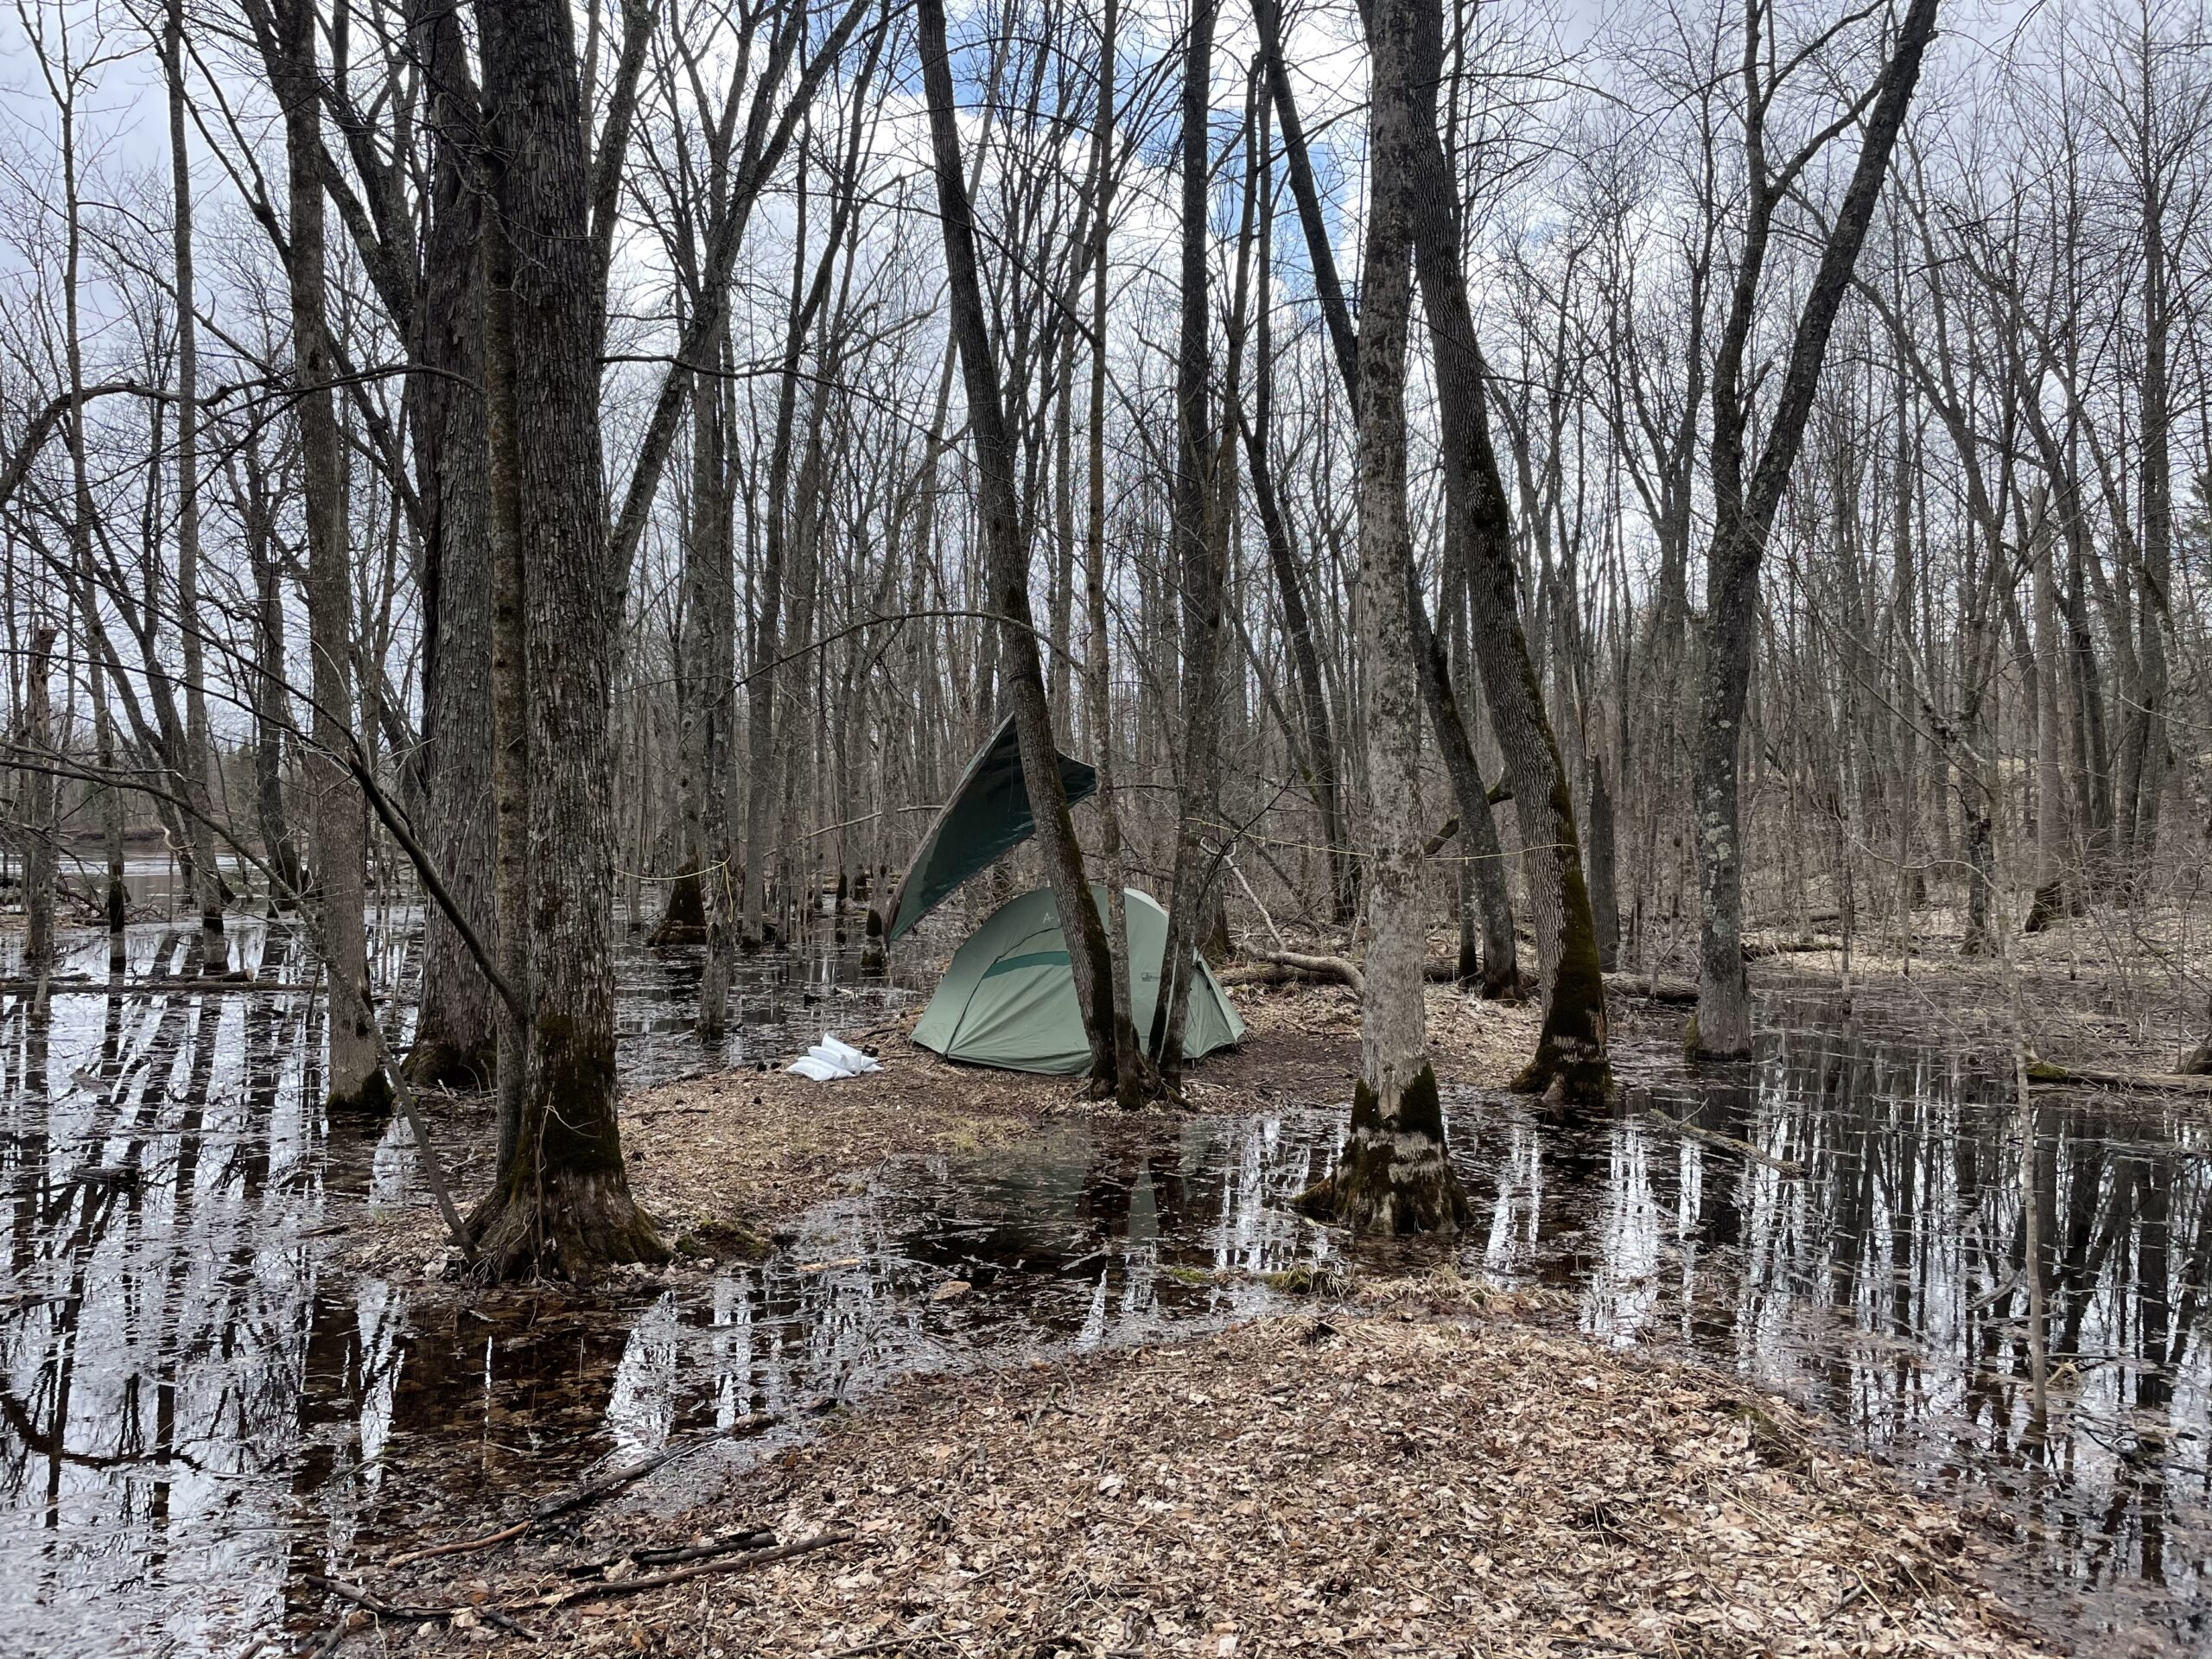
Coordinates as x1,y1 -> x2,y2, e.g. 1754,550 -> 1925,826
7,899 -> 2210,1657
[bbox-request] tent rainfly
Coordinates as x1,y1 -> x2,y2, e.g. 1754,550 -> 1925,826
912,886 -> 1243,1074
880,715 -> 1095,943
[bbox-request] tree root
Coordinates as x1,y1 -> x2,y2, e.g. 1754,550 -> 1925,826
1298,1068 -> 1468,1235
399,1034 -> 495,1091
465,1167 -> 669,1283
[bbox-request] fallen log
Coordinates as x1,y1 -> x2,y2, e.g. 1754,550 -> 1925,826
2024,1061 -> 2212,1096
1224,952 -> 1541,995
1610,974 -> 1699,1005
1743,939 -> 1842,959
1223,950 -> 1366,996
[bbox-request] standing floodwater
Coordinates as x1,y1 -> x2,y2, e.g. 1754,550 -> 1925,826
1,941 -> 2205,1655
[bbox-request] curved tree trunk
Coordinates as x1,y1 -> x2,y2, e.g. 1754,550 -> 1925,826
1690,0 -> 1939,1058
918,0 -> 1121,1085
1403,0 -> 1608,1104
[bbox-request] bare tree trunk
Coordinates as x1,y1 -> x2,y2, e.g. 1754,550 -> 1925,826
1586,754 -> 1621,971
467,0 -> 661,1277
918,0 -> 1121,1085
268,0 -> 381,1111
59,80 -> 123,966
1305,0 -> 1465,1236
1690,0 -> 1940,1057
1409,587 -> 1519,998
1153,0 -> 1224,1084
166,0 -> 226,962
22,625 -> 56,969
99,693 -> 124,968
404,0 -> 500,1085
1243,86 -> 1355,927
1405,0 -> 1608,1103
2024,491 -> 2069,931
1084,0 -> 1148,1108
695,335 -> 739,1038
243,464 -> 302,906
483,238 -> 531,1166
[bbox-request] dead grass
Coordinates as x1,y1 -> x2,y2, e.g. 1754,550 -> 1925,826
378,1273 -> 2047,1658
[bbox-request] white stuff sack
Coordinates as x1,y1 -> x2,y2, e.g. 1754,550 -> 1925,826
785,1033 -> 882,1082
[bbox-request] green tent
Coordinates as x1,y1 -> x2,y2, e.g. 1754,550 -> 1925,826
912,886 -> 1243,1075
881,715 -> 1095,942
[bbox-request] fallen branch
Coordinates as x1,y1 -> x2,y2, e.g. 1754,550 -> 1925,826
529,1530 -> 855,1608
1639,1109 -> 1803,1176
385,1519 -> 529,1570
384,1417 -> 773,1570
633,1529 -> 779,1567
304,1575 -> 535,1637
531,1421 -> 767,1521
310,1530 -> 850,1649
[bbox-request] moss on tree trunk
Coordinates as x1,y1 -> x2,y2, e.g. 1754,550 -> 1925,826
1299,1066 -> 1468,1235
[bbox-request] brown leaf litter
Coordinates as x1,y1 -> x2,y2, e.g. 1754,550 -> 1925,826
344,982 -> 1537,1282
365,1274 -> 2046,1659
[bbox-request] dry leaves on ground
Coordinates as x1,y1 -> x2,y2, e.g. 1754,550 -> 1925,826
384,1279 -> 2045,1659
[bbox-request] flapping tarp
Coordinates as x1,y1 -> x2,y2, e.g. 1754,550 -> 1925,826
881,715 -> 1096,941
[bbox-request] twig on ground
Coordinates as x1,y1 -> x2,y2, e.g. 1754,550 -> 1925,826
530,1530 -> 855,1608
385,1518 -> 529,1569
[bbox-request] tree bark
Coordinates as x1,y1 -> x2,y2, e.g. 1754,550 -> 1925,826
22,624 -> 56,969
167,0 -> 226,960
1690,0 -> 1941,1057
1304,0 -> 1465,1236
467,0 -> 661,1277
404,0 -> 500,1086
1084,0 -> 1149,1108
242,456 -> 302,906
2025,489 -> 2070,931
1404,0 -> 1608,1103
1153,0 -> 1224,1084
268,0 -> 382,1112
693,335 -> 739,1037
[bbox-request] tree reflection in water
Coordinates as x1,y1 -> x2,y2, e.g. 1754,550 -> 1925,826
1,957 -> 2205,1654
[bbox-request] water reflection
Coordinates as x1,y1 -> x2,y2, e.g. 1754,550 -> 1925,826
3,936 -> 2209,1654
1462,997 -> 2212,1649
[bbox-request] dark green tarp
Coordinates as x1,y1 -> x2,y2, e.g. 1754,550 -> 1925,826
881,715 -> 1096,941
